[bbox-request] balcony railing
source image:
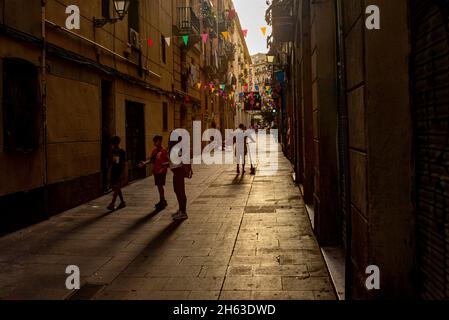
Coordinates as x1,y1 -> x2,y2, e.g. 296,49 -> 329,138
177,7 -> 200,35
201,0 -> 216,28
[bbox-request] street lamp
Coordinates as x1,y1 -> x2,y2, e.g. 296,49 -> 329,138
266,47 -> 276,64
94,0 -> 131,28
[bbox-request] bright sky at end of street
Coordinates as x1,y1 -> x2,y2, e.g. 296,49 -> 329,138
233,0 -> 271,56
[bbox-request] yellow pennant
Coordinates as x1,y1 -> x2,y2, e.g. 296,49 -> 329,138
221,31 -> 229,40
261,26 -> 267,37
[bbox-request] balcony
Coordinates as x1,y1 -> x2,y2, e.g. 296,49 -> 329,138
217,12 -> 233,33
201,0 -> 216,29
271,1 -> 294,42
223,42 -> 236,61
176,7 -> 200,35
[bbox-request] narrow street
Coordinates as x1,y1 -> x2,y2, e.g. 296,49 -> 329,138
0,146 -> 335,300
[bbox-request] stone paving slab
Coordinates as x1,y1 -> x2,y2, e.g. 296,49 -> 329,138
0,148 -> 336,300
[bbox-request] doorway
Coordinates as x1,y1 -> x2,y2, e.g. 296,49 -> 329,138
125,101 -> 146,182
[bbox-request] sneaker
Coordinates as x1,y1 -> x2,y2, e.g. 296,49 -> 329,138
173,211 -> 188,220
171,211 -> 181,218
107,203 -> 115,211
117,202 -> 127,210
156,200 -> 167,209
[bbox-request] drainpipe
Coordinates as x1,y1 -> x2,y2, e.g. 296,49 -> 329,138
335,0 -> 352,300
41,0 -> 49,217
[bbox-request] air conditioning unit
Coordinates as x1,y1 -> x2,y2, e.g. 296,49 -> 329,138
129,28 -> 140,50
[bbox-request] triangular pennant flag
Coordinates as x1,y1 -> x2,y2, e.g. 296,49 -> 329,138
165,37 -> 171,46
242,29 -> 248,37
182,35 -> 189,46
261,26 -> 267,37
197,83 -> 202,90
221,31 -> 229,41
201,33 -> 209,43
147,38 -> 154,47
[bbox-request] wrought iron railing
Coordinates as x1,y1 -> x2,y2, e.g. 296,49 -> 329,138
177,7 -> 200,34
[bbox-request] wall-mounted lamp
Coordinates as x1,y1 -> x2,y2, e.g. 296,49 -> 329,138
266,47 -> 276,63
94,0 -> 131,28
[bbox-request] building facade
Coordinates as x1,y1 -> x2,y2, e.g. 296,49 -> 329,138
232,8 -> 252,129
249,53 -> 271,89
0,0 -> 251,234
268,0 -> 449,299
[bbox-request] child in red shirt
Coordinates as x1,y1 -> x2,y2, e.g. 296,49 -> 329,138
139,135 -> 169,210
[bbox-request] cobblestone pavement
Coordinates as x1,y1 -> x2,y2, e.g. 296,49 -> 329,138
0,146 -> 336,300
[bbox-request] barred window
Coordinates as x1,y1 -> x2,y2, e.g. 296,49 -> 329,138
2,58 -> 40,152
161,35 -> 167,64
128,0 -> 140,32
101,0 -> 110,18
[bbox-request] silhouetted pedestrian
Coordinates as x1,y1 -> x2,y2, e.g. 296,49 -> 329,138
108,136 -> 127,211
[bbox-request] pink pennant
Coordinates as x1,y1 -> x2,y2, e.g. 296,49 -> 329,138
201,33 -> 209,43
242,29 -> 248,37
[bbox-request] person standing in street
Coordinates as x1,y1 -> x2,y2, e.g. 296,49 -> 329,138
169,135 -> 189,221
138,135 -> 169,210
107,136 -> 127,211
234,124 -> 247,174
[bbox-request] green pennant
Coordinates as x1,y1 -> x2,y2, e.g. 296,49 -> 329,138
182,35 -> 189,46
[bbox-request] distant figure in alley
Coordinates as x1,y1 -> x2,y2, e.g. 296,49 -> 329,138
107,136 -> 127,211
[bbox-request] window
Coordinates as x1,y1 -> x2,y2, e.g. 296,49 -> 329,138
161,35 -> 167,64
162,102 -> 168,132
2,58 -> 40,152
128,0 -> 139,31
101,0 -> 110,18
180,104 -> 186,128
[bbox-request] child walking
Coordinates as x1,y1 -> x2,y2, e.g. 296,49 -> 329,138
139,135 -> 169,210
108,136 -> 127,211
